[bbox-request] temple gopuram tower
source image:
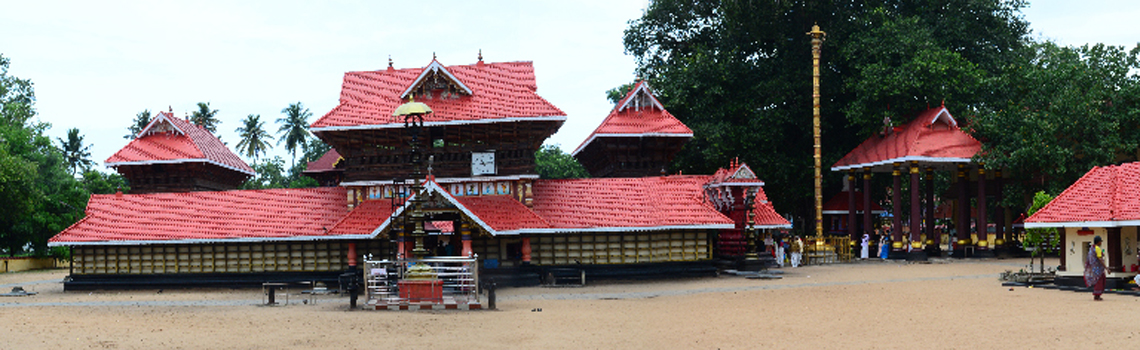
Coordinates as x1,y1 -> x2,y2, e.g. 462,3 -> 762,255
572,81 -> 692,177
106,111 -> 254,193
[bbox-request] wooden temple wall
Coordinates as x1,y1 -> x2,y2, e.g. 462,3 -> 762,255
71,240 -> 390,275
470,231 -> 711,267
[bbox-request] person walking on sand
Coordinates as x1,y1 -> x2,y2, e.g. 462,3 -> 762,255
790,236 -> 803,268
776,236 -> 786,268
860,234 -> 870,260
1085,236 -> 1108,301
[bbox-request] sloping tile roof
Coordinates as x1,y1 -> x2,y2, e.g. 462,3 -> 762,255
303,149 -> 343,174
706,161 -> 765,187
831,106 -> 981,172
49,187 -> 349,246
455,195 -> 552,232
311,60 -> 565,131
750,186 -> 793,228
572,81 -> 692,155
325,199 -> 394,237
106,111 -> 255,175
1025,162 -> 1140,227
531,176 -> 736,230
822,190 -> 886,214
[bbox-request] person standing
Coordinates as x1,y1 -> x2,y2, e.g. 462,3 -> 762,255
1085,236 -> 1108,301
775,236 -> 786,268
790,236 -> 803,268
860,234 -> 870,260
879,234 -> 890,260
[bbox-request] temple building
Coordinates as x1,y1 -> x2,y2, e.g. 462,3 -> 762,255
831,105 -> 1011,259
49,56 -> 789,290
1024,162 -> 1140,287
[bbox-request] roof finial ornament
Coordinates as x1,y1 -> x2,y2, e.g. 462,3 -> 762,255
427,155 -> 434,176
388,55 -> 393,69
478,49 -> 483,62
168,106 -> 173,113
433,52 -> 436,60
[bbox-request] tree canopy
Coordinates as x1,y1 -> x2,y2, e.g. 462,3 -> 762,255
235,114 -> 274,161
277,102 -> 312,168
125,109 -> 151,139
190,102 -> 221,134
622,0 -> 1030,228
535,144 -> 589,179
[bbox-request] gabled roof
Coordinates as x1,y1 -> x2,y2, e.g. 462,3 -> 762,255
705,161 -> 765,187
1025,162 -> 1140,228
49,187 -> 349,246
821,190 -> 886,214
750,185 -> 793,229
531,176 -> 736,231
831,106 -> 981,172
572,81 -> 693,156
311,60 -> 566,132
303,149 -> 343,174
106,111 -> 255,176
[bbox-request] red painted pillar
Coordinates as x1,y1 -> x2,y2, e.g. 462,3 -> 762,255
347,242 -> 358,267
891,164 -> 902,249
863,168 -> 873,243
521,237 -> 532,264
461,221 -> 473,257
848,171 -> 857,241
977,164 -> 988,250
909,162 -> 921,249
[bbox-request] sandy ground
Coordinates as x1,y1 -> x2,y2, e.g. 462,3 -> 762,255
1,258 -> 1137,349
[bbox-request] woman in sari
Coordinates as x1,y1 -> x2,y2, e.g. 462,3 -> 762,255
1084,236 -> 1107,301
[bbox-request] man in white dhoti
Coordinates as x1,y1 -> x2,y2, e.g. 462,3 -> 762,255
860,234 -> 870,260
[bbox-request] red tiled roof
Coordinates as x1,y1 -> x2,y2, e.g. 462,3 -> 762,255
831,106 -> 981,171
531,176 -> 736,230
428,221 -> 454,234
751,186 -> 793,228
1025,162 -> 1140,227
455,195 -> 552,232
706,161 -> 765,187
311,60 -> 565,131
822,191 -> 886,214
49,187 -> 348,246
303,149 -> 343,174
325,199 -> 394,237
106,111 -> 255,175
572,81 -> 692,155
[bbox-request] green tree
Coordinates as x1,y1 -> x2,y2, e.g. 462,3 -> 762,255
277,102 -> 312,168
971,42 -> 1140,205
1023,191 -> 1058,274
235,114 -> 274,161
241,156 -> 290,189
80,170 -> 130,195
57,128 -> 93,175
605,82 -> 636,104
535,144 -> 589,179
0,55 -> 88,256
190,102 -> 220,134
125,109 -> 151,139
622,0 -> 1028,230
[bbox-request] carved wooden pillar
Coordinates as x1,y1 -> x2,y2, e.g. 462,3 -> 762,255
957,164 -> 970,244
848,170 -> 857,241
1057,228 -> 1066,271
995,170 -> 1005,245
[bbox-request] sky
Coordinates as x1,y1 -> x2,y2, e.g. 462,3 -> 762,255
2,0 -> 1139,172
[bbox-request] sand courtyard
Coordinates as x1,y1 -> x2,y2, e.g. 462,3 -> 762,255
2,258 -> 1136,349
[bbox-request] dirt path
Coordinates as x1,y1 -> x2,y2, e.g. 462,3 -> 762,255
1,258 -> 1136,349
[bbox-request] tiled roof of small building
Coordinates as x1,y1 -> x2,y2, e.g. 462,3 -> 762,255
303,149 -> 343,174
831,106 -> 981,171
572,81 -> 692,155
106,111 -> 255,175
49,187 -> 348,246
531,176 -> 735,230
311,60 -> 565,131
455,195 -> 552,232
1025,162 -> 1140,227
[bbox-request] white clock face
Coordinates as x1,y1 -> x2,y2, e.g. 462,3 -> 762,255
472,151 -> 495,176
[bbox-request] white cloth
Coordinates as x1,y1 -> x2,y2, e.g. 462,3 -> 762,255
790,253 -> 801,268
776,245 -> 785,267
860,234 -> 870,259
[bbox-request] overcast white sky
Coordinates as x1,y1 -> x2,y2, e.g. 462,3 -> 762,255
2,0 -> 1139,171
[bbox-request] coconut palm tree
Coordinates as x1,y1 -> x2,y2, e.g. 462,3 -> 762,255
235,114 -> 274,161
277,102 -> 311,168
190,102 -> 221,134
125,109 -> 151,139
58,128 -> 93,175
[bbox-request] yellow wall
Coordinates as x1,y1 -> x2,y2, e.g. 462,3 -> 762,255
1,257 -> 69,273
1060,227 -> 1139,279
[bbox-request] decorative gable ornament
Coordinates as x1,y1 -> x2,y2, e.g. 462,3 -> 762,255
616,81 -> 665,112
139,112 -> 186,138
400,60 -> 474,100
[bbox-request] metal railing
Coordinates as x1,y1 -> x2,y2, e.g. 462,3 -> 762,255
363,256 -> 479,305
